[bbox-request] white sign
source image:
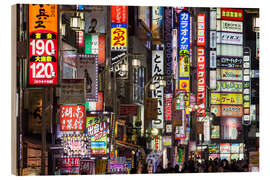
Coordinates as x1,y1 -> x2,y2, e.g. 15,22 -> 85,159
217,44 -> 243,57
217,32 -> 243,45
217,20 -> 243,33
210,70 -> 217,89
210,10 -> 217,30
152,50 -> 164,129
210,50 -> 216,68
210,31 -> 217,48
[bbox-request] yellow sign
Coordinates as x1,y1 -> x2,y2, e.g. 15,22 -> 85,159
211,93 -> 243,105
29,4 -> 58,33
179,80 -> 189,92
111,24 -> 127,51
179,56 -> 189,77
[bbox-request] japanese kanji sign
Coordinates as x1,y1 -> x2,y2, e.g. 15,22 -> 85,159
220,8 -> 243,21
29,4 -> 58,85
197,47 -> 206,116
111,6 -> 127,23
211,93 -> 243,105
60,105 -> 85,131
197,13 -> 205,46
179,11 -> 190,55
111,24 -> 127,51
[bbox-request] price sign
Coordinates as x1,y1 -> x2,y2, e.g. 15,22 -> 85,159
28,5 -> 58,85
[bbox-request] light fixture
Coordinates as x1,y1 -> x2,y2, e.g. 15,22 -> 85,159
253,17 -> 259,32
151,128 -> 159,136
149,83 -> 156,91
159,79 -> 166,87
70,13 -> 81,30
61,23 -> 66,36
132,59 -> 141,68
176,98 -> 181,104
79,19 -> 85,31
194,104 -> 199,110
183,94 -> 189,101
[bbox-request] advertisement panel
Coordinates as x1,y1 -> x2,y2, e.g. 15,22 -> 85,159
175,110 -> 186,139
29,4 -> 58,85
210,50 -> 217,68
210,10 -> 217,30
215,81 -> 243,92
152,135 -> 162,152
221,118 -> 242,139
217,20 -> 243,32
111,24 -> 127,51
111,51 -> 127,65
211,93 -> 243,105
80,160 -> 95,175
217,32 -> 243,45
60,105 -> 85,131
216,68 -> 243,81
152,51 -> 164,129
197,14 -> 205,46
210,31 -> 217,49
61,134 -> 90,157
210,70 -> 217,89
211,105 -> 243,117
221,8 -> 243,21
59,79 -> 85,104
138,6 -> 150,29
85,92 -> 103,112
145,98 -> 158,121
172,29 -> 178,80
220,143 -> 230,153
197,47 -> 206,116
164,7 -> 173,94
77,55 -> 98,102
217,44 -> 243,57
179,56 -> 189,77
164,94 -> 173,121
111,6 -> 127,24
86,115 -> 109,155
179,11 -> 190,54
211,125 -> 220,139
85,6 -> 106,33
84,34 -> 106,65
217,57 -> 243,68
162,136 -> 172,147
152,6 -> 163,44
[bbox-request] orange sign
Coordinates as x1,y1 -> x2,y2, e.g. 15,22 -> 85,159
211,105 -> 243,117
29,4 -> 57,33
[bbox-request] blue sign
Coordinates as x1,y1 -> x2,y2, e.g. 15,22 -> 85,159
179,12 -> 190,54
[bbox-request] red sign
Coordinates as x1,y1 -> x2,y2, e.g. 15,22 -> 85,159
197,14 -> 205,46
164,94 -> 173,121
111,6 -> 127,23
119,104 -> 138,116
60,157 -> 80,167
80,160 -> 95,174
98,35 -> 106,65
60,105 -> 85,131
77,31 -> 84,47
221,8 -> 243,21
197,47 -> 206,116
29,5 -> 58,85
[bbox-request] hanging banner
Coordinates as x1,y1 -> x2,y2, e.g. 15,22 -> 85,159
172,29 -> 178,80
85,6 -> 106,33
216,44 -> 243,57
152,50 -> 164,129
217,57 -> 243,68
197,47 -> 206,116
59,79 -> 85,104
210,50 -> 217,68
152,6 -> 163,44
215,81 -> 243,92
61,134 -> 90,157
217,20 -> 243,33
164,94 -> 173,121
216,68 -> 243,81
84,34 -> 106,65
179,11 -> 190,54
86,115 -> 109,155
28,4 -> 58,85
217,32 -> 243,45
210,31 -> 217,49
221,8 -> 243,21
197,13 -> 206,46
145,98 -> 158,121
85,92 -> 103,112
111,6 -> 127,24
211,93 -> 243,105
119,104 -> 138,116
211,105 -> 243,117
77,55 -> 98,102
60,105 -> 85,131
111,24 -> 127,51
164,7 -> 173,94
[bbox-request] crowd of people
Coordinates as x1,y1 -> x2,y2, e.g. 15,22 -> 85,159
131,158 -> 249,174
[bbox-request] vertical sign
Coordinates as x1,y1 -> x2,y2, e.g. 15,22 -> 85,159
60,105 -> 85,131
29,4 -> 58,85
164,94 -> 173,121
85,34 -> 106,65
111,6 -> 127,24
152,7 -> 163,45
172,29 -> 178,80
111,24 -> 128,51
197,14 -> 206,46
152,51 -> 164,129
179,11 -> 190,55
164,7 -> 173,94
197,47 -> 206,116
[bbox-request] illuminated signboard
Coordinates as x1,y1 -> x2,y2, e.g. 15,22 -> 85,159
220,143 -> 230,153
211,105 -> 243,117
179,11 -> 190,54
217,57 -> 243,68
111,6 -> 127,23
211,93 -> 243,105
197,47 -> 206,116
86,115 -> 109,155
164,94 -> 173,121
60,105 -> 85,131
85,92 -> 103,112
216,44 -> 243,57
152,50 -> 164,129
61,134 -> 90,157
215,81 -> 243,92
85,34 -> 106,65
211,125 -> 220,139
217,32 -> 243,45
152,6 -> 163,44
111,24 -> 127,51
221,8 -> 243,21
216,68 -> 243,81
29,4 -> 58,85
217,20 -> 243,33
172,29 -> 178,80
152,135 -> 162,152
197,14 -> 205,46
